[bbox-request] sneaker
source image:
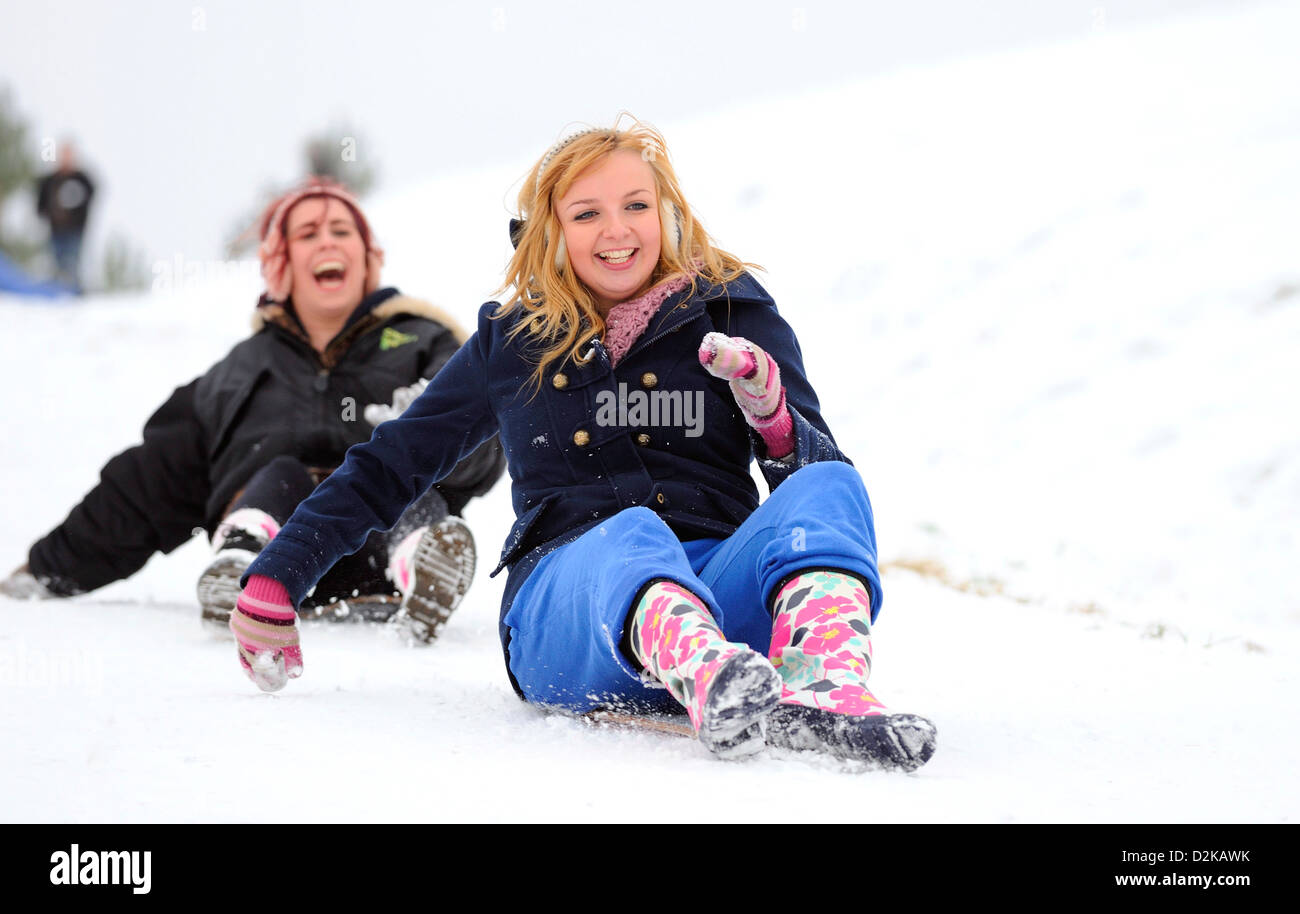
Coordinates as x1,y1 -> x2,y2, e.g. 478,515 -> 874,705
196,533 -> 263,629
199,509 -> 280,628
0,564 -> 55,600
394,517 -> 476,643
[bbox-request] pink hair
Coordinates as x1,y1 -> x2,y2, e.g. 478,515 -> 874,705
256,177 -> 384,302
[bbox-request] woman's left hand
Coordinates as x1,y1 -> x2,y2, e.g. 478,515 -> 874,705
699,332 -> 795,459
698,332 -> 779,406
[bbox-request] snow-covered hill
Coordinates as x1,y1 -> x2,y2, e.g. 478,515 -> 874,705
2,2 -> 1297,822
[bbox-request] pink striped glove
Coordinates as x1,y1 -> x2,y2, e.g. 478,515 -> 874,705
698,332 -> 794,459
230,574 -> 303,692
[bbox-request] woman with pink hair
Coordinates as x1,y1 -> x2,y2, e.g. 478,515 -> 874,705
2,178 -> 504,641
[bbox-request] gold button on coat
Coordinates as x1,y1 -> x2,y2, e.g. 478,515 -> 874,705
636,433 -> 651,446
655,492 -> 666,504
640,372 -> 658,389
552,372 -> 569,389
573,429 -> 590,447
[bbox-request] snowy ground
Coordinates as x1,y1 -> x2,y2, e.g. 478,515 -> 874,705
3,2 -> 1298,822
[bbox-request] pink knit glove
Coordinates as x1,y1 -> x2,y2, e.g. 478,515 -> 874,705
230,574 -> 303,692
698,332 -> 794,459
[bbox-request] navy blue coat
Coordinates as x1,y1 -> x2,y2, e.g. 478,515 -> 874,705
246,273 -> 851,638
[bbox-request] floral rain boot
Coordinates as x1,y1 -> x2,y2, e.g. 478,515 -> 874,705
629,579 -> 782,759
766,569 -> 937,771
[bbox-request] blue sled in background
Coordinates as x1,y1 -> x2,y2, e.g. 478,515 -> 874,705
0,249 -> 76,298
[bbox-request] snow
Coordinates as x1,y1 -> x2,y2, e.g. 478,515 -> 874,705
3,2 -> 1299,822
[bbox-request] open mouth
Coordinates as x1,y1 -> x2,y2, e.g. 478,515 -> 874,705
597,248 -> 637,266
312,260 -> 347,289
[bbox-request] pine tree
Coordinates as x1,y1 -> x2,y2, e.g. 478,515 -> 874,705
304,125 -> 375,196
101,230 -> 150,292
225,125 -> 378,258
0,86 -> 42,269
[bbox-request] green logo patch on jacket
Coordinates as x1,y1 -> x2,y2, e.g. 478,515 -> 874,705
380,327 -> 419,351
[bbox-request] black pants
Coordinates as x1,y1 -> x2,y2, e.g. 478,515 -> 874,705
229,455 -> 449,607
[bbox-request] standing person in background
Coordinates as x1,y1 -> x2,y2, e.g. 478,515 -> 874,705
2,178 -> 505,642
36,140 -> 95,293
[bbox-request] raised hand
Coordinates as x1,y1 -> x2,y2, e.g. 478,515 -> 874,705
698,332 -> 793,458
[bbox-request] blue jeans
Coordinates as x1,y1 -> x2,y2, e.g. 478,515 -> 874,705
50,231 -> 84,291
504,461 -> 882,713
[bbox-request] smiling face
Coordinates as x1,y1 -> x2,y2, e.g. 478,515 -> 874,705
556,149 -> 662,314
285,197 -> 368,319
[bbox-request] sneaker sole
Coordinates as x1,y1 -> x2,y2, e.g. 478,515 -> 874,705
196,552 -> 253,630
766,705 -> 938,772
299,594 -> 403,624
400,517 -> 476,642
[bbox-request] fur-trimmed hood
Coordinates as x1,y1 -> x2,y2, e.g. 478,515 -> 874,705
252,290 -> 469,345
368,295 -> 469,344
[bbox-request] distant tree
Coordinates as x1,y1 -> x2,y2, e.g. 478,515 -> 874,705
100,230 -> 150,292
225,125 -> 378,258
224,181 -> 282,259
0,86 -> 42,269
305,125 -> 376,197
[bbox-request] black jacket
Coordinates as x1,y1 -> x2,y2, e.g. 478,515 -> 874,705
29,287 -> 505,595
36,170 -> 96,234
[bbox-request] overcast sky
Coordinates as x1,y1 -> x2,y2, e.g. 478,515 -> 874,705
1,0 -> 1241,271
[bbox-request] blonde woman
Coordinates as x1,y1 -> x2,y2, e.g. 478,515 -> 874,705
231,121 -> 935,769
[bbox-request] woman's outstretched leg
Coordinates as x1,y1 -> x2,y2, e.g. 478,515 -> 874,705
766,569 -> 935,771
197,455 -> 308,627
312,482 -> 472,631
691,460 -> 936,769
626,579 -> 780,758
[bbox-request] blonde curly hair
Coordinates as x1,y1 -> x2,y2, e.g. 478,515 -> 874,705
494,115 -> 757,394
